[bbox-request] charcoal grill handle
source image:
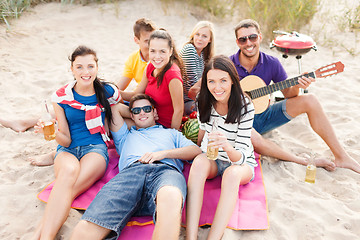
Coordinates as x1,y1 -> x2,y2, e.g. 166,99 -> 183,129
273,30 -> 290,35
291,31 -> 300,37
269,41 -> 276,49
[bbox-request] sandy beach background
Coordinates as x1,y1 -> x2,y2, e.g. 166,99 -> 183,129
0,0 -> 359,239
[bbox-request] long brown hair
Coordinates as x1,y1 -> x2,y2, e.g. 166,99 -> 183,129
197,55 -> 249,124
69,45 -> 113,125
149,29 -> 186,87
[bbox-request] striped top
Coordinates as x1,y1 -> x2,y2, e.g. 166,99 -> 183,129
180,43 -> 205,102
198,97 -> 257,167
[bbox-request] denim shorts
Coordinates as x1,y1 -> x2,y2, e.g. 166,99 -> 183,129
253,99 -> 293,134
55,144 -> 109,168
215,159 -> 255,181
82,161 -> 187,240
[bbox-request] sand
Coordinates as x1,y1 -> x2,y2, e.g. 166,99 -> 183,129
0,0 -> 359,239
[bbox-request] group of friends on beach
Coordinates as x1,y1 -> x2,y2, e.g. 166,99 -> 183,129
2,17 -> 360,240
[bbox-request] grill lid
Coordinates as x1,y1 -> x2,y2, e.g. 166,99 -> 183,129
272,31 -> 316,49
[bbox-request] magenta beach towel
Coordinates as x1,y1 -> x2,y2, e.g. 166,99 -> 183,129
181,153 -> 269,230
37,145 -> 268,239
117,153 -> 269,240
37,144 -> 120,210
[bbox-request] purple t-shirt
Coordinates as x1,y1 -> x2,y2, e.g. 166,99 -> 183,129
229,50 -> 287,85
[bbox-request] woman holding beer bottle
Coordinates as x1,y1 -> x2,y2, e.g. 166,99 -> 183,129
32,46 -> 121,239
185,55 -> 257,240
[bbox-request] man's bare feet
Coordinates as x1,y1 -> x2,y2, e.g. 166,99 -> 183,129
334,153 -> 360,174
0,118 -> 37,132
28,152 -> 55,166
292,155 -> 336,171
313,158 -> 336,172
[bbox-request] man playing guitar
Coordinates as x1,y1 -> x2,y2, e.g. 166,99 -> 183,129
229,19 -> 360,173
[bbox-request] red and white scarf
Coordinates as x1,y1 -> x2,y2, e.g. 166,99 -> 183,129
51,81 -> 121,145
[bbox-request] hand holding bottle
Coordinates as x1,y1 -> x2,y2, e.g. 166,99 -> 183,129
207,119 -> 219,160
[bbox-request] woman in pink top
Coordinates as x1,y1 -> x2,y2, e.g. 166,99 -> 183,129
122,29 -> 185,129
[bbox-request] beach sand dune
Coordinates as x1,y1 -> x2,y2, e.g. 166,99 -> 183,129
0,0 -> 359,239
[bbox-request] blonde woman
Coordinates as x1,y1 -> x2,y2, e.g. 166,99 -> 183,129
180,21 -> 215,115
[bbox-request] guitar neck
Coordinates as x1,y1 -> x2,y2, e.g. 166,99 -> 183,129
248,72 -> 316,100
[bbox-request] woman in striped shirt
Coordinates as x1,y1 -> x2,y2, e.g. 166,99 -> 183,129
185,55 -> 257,240
180,21 -> 215,115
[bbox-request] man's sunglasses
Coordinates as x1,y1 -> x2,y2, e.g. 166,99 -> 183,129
237,34 -> 259,45
130,105 -> 153,115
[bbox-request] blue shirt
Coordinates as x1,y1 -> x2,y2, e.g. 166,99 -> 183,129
229,50 -> 288,85
111,123 -> 195,172
58,84 -> 115,149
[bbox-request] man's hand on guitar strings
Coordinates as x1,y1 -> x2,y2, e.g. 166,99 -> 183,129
297,73 -> 315,89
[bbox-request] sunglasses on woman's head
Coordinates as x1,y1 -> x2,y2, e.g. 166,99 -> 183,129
131,105 -> 153,115
237,34 -> 258,45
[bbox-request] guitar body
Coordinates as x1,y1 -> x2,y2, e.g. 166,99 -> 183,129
240,75 -> 270,114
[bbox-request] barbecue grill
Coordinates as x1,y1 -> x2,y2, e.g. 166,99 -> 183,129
270,31 -> 317,74
270,31 -> 317,96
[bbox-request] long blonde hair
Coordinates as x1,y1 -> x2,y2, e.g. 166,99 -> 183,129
187,21 -> 215,63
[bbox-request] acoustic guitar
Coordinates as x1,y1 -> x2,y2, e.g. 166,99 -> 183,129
240,61 -> 345,114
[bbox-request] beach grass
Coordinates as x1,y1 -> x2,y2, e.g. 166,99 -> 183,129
160,0 -> 319,41
0,0 -> 317,31
1,0 -> 359,44
242,0 -> 318,41
0,0 -> 118,28
338,4 -> 360,31
179,0 -> 234,18
0,0 -> 56,28
1,0 -> 30,28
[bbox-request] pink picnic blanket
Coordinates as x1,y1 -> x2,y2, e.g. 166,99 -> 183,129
37,145 -> 268,239
181,153 -> 268,230
37,145 -> 120,210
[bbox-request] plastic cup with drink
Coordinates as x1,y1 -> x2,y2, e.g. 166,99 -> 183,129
42,100 -> 56,141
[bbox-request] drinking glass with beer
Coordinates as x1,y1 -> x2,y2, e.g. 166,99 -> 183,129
206,119 -> 218,160
41,100 -> 56,141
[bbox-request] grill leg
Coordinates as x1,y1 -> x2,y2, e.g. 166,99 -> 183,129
296,55 -> 307,94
